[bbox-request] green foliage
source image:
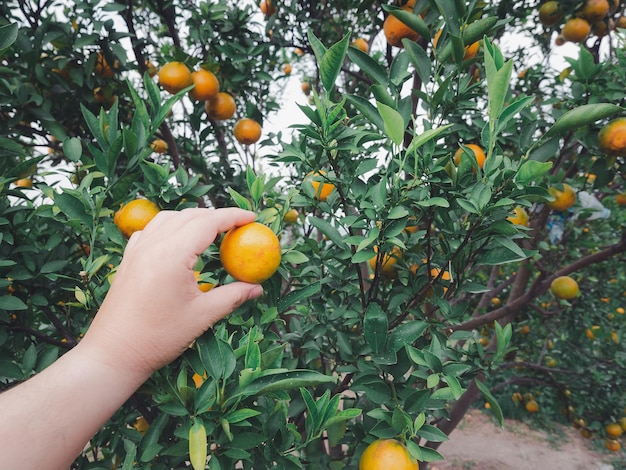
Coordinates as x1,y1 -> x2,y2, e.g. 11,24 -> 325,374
1,0 -> 625,467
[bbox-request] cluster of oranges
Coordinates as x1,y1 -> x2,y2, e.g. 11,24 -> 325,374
539,0 -> 625,45
157,61 -> 262,146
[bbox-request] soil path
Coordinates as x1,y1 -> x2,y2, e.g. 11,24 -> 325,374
432,409 -> 621,470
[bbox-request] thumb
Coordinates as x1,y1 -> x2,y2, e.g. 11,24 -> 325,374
195,283 -> 264,327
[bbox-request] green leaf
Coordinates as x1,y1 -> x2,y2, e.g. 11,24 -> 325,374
278,281 -> 321,313
121,440 -> 138,470
54,191 -> 91,227
515,160 -> 553,183
320,33 -> 350,91
241,369 -> 336,396
307,29 -> 328,69
544,103 -> 623,138
0,295 -> 27,311
364,303 -> 388,354
403,40 -> 431,83
438,17 -> 498,62
416,197 -> 450,208
0,23 -> 18,56
197,330 -> 236,380
416,424 -> 449,442
62,137 -> 82,162
224,408 -> 262,424
377,101 -> 405,146
308,217 -> 348,250
475,378 -> 504,426
382,5 -> 430,39
346,95 -> 385,132
227,187 -> 252,210
347,48 -> 388,86
406,124 -> 452,154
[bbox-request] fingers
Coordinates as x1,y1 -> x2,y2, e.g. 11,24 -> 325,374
193,282 -> 263,328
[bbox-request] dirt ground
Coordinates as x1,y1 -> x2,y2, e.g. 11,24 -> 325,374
431,409 -> 622,470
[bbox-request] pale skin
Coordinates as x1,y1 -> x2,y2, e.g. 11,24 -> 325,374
0,208 -> 263,470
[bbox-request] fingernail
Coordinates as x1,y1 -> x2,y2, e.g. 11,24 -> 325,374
248,285 -> 264,300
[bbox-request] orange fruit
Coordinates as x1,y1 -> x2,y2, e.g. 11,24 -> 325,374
219,222 -> 281,283
94,52 -> 115,78
283,209 -> 299,223
14,177 -> 33,188
525,400 -> 539,413
561,18 -> 591,42
304,171 -> 335,201
599,118 -> 626,156
192,371 -> 207,388
359,439 -> 418,470
353,38 -> 369,53
369,246 -> 402,278
606,422 -> 623,438
550,275 -> 579,300
205,92 -> 236,121
615,193 -> 626,205
259,0 -> 276,16
133,416 -> 150,435
150,139 -> 168,154
547,183 -> 576,211
463,41 -> 480,60
591,19 -> 611,36
383,7 -> 420,48
93,87 -> 117,107
113,199 -> 161,239
605,439 -> 621,452
283,63 -> 292,75
158,62 -> 193,94
616,16 -> 626,29
194,271 -> 215,293
301,81 -> 311,95
538,1 -> 563,26
233,118 -> 262,145
454,144 -> 486,169
189,69 -> 220,101
519,325 -> 531,335
580,0 -> 609,22
508,206 -> 529,226
617,307 -> 625,314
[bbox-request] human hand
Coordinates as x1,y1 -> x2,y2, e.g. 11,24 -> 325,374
81,207 -> 263,379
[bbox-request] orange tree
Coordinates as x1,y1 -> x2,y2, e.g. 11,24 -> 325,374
1,0 -> 626,468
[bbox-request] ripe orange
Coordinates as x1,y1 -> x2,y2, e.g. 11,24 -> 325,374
550,275 -> 579,300
189,69 -> 220,101
145,60 -> 158,78
113,199 -> 160,239
538,1 -> 563,26
94,52 -> 115,78
454,144 -> 486,169
561,18 -> 591,42
283,63 -> 292,75
359,439 -> 418,470
606,422 -> 623,438
383,7 -> 420,48
158,62 -> 193,94
525,400 -> 539,413
284,209 -> 299,223
617,307 -> 625,314
233,118 -> 262,145
150,139 -> 168,154
219,222 -> 281,283
519,325 -> 531,335
353,38 -> 369,53
369,246 -> 402,278
304,171 -> 335,201
14,177 -> 33,188
580,0 -> 609,22
616,193 -> 626,206
463,41 -> 480,60
616,16 -> 626,29
192,371 -> 207,388
301,81 -> 311,95
194,271 -> 215,293
605,439 -> 621,452
599,118 -> 626,156
205,92 -> 236,121
508,206 -> 529,226
259,0 -> 276,16
547,183 -> 576,211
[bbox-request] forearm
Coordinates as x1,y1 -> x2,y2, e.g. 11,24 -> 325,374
0,340 -> 151,470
